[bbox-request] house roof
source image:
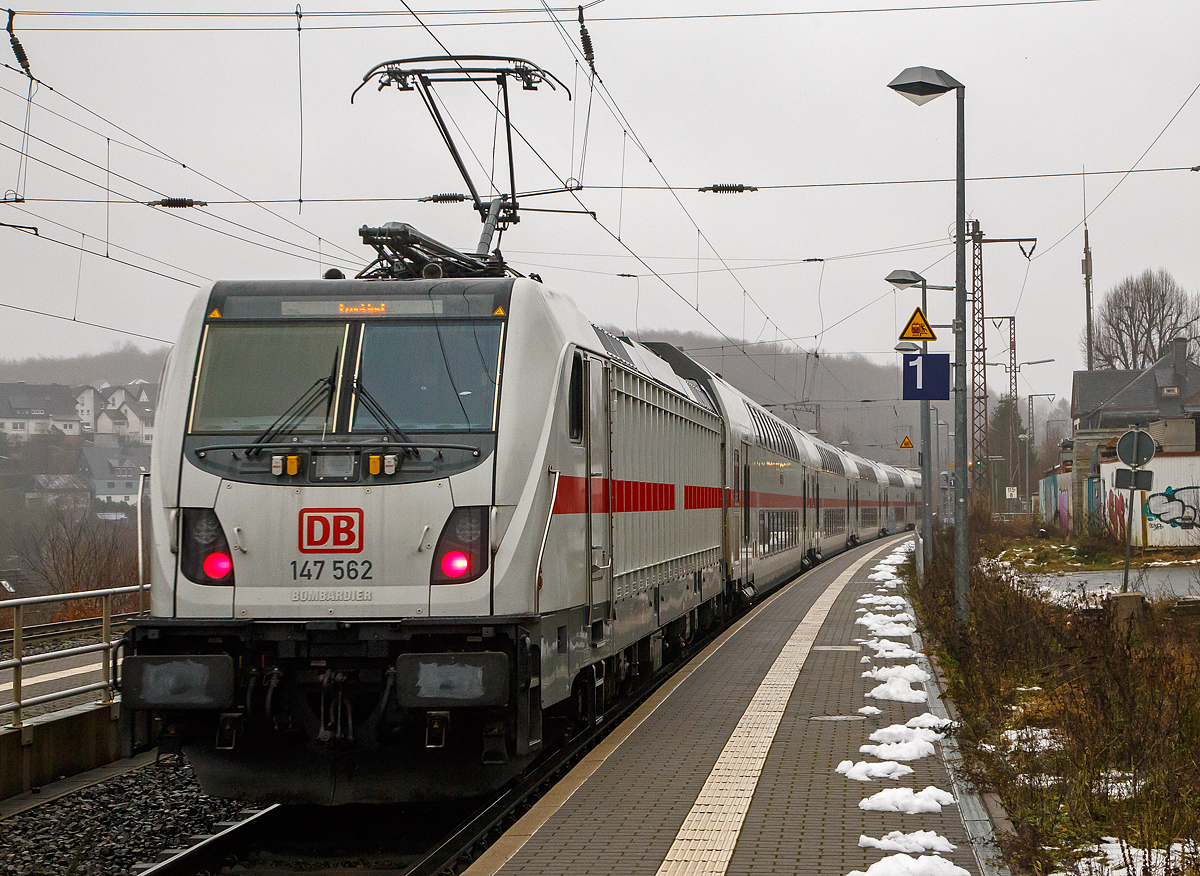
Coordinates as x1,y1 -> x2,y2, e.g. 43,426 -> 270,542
0,382 -> 84,421
32,473 -> 92,492
122,399 -> 155,426
1072,339 -> 1200,429
78,442 -> 151,479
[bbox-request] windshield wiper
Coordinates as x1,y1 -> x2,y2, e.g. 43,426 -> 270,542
352,378 -> 419,458
247,353 -> 338,455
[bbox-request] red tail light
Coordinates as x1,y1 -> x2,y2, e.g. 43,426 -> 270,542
431,507 -> 489,585
203,551 -> 234,580
180,508 -> 236,586
440,550 -> 470,578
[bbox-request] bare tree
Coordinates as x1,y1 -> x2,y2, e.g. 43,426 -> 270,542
1084,269 -> 1200,369
14,505 -> 137,595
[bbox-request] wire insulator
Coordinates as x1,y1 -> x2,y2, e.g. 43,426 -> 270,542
420,193 -> 466,203
7,10 -> 30,75
149,198 -> 207,208
578,6 -> 595,74
700,184 -> 758,193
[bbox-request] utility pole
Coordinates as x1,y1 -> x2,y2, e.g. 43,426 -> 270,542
1083,225 -> 1094,370
1003,317 -> 1017,492
967,221 -> 1037,510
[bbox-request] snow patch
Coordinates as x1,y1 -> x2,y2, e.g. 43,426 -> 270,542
867,724 -> 944,745
863,639 -> 920,660
859,786 -> 956,813
837,759 -> 916,781
862,664 -> 931,684
858,830 -> 956,853
865,677 -> 928,704
859,594 -> 908,606
860,737 -> 937,761
846,853 -> 972,876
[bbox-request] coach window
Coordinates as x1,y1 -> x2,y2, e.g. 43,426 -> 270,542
568,352 -> 584,443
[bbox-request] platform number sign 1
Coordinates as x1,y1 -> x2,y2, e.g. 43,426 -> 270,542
901,353 -> 950,401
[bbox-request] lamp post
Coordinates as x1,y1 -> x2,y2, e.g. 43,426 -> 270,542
889,65 -> 968,623
893,336 -> 931,572
1026,392 -> 1055,516
933,410 -> 949,520
1018,433 -> 1029,513
888,270 -> 953,576
946,431 -> 955,525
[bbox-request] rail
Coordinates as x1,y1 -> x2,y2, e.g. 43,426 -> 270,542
0,613 -> 141,649
0,583 -> 148,728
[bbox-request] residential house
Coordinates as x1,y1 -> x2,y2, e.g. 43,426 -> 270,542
1064,337 -> 1200,540
79,434 -> 150,505
93,382 -> 158,444
74,385 -> 102,432
0,383 -> 82,441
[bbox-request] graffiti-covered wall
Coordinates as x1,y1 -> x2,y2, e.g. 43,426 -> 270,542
1100,454 -> 1200,548
1038,471 -> 1072,534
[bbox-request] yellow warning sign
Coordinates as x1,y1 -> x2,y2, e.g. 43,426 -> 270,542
208,308 -> 222,319
492,306 -> 506,317
899,307 -> 936,342
900,436 -> 914,449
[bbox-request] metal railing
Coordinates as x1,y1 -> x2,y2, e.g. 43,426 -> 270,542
1,584 -> 148,728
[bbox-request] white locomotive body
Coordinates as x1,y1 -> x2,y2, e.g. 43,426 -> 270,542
121,274 -> 919,804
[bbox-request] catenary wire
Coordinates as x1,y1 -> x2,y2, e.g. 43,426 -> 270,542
0,126 -> 361,270
1034,76 -> 1200,261
7,1 -> 1109,32
0,63 -> 366,265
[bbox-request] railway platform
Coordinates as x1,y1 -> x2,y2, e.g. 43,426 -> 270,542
467,534 -> 1009,876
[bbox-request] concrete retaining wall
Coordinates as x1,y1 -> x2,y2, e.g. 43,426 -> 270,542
0,702 -> 122,800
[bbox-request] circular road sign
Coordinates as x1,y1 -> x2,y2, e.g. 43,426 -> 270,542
1116,429 -> 1156,467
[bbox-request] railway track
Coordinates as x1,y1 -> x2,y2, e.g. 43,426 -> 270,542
129,607 -> 737,876
0,613 -> 139,650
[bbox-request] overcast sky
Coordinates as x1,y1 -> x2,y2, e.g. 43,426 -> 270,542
0,0 -> 1197,413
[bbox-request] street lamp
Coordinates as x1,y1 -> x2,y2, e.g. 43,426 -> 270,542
1026,392 -> 1055,516
888,269 -> 955,577
888,64 -> 967,623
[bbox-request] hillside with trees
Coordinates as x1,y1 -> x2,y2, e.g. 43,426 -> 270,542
0,343 -> 169,388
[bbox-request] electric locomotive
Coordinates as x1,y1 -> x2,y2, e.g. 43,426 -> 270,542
119,261 -> 917,804
118,54 -> 919,805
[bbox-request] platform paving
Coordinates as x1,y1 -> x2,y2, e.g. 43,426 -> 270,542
469,536 -> 1005,876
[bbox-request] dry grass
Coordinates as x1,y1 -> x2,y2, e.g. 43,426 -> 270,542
912,510 -> 1200,874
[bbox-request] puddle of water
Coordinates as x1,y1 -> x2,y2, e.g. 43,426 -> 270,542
1029,567 -> 1200,600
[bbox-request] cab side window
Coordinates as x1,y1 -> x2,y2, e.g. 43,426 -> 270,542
568,352 -> 584,443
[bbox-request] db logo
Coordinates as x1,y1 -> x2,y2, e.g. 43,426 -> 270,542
299,508 -> 364,554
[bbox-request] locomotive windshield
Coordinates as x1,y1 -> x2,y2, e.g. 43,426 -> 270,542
190,323 -> 347,433
352,322 -> 501,432
188,319 -> 502,435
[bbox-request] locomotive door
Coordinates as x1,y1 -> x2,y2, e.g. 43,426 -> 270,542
585,356 -> 613,633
